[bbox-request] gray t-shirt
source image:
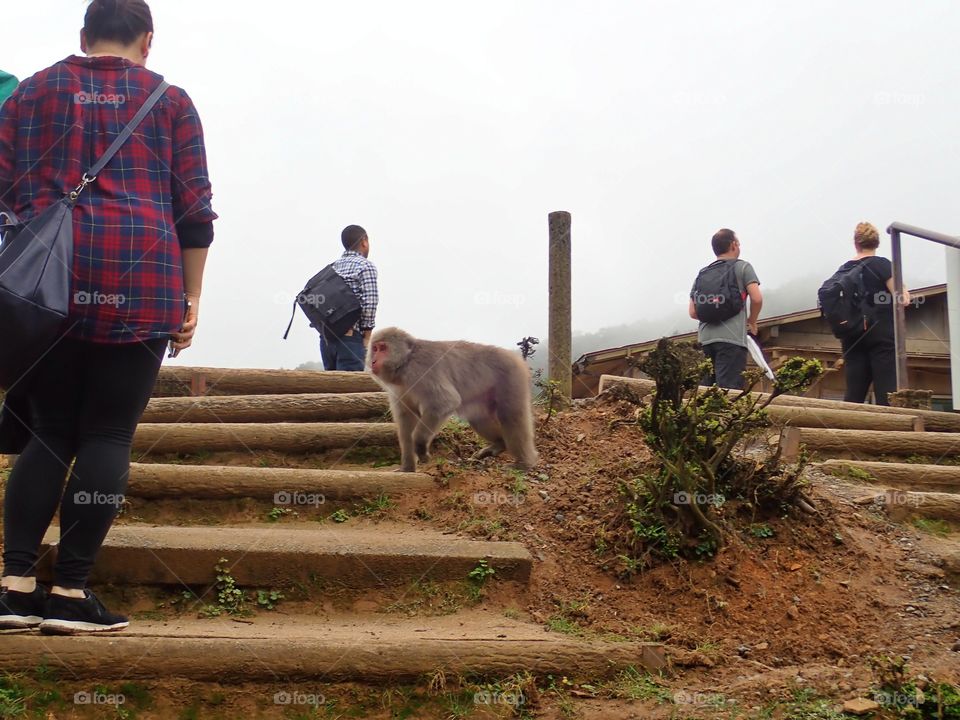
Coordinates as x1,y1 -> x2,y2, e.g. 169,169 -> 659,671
694,259 -> 760,348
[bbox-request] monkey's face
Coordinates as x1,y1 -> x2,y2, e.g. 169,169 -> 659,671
368,341 -> 393,380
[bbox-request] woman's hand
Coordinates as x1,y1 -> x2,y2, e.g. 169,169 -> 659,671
169,294 -> 200,358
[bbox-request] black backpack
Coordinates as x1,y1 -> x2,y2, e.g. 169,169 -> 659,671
818,261 -> 870,340
282,264 -> 362,339
692,259 -> 744,323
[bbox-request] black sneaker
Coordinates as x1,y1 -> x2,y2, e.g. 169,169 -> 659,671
0,585 -> 47,629
39,590 -> 128,635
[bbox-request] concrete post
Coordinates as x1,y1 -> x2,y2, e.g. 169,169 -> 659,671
548,212 -> 572,401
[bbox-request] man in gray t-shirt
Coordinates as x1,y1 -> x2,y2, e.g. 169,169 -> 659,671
688,228 -> 763,389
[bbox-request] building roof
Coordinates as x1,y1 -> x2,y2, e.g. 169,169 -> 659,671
573,283 -> 947,370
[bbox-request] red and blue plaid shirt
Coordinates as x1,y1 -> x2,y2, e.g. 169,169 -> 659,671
0,55 -> 217,343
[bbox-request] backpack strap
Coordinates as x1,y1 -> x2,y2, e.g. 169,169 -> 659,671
282,300 -> 298,340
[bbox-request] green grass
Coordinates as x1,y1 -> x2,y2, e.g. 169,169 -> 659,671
603,667 -> 673,702
844,465 -> 876,482
912,517 -> 952,537
546,615 -> 582,635
757,688 -> 846,719
355,493 -> 393,518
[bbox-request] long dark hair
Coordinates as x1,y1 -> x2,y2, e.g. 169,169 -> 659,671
83,0 -> 153,46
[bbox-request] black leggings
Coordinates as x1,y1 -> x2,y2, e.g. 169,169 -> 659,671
842,329 -> 897,406
2,338 -> 165,588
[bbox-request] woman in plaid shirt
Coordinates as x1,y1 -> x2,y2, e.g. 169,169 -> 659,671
0,0 -> 216,634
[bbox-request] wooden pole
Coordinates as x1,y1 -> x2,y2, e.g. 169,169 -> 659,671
548,211 -> 572,401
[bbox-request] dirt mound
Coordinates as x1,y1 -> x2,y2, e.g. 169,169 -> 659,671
396,395 -> 960,705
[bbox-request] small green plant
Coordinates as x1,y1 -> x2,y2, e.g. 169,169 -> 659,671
357,493 -> 393,517
199,558 -> 246,617
468,559 -> 496,586
694,537 -> 718,558
534,376 -> 565,422
508,470 -> 529,496
330,509 -> 351,523
749,523 -> 775,538
255,589 -> 284,610
844,465 -> 876,482
266,506 -> 295,522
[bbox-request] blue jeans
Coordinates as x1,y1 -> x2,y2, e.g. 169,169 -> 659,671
319,332 -> 366,371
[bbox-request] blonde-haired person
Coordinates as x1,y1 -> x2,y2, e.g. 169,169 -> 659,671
834,222 -> 910,405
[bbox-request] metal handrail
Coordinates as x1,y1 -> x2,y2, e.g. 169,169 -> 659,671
886,222 -> 960,389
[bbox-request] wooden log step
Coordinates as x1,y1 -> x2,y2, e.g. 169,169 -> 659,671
142,392 -> 390,423
154,367 -> 381,397
126,463 -> 432,500
879,490 -> 960,524
132,422 -> 398,455
796,428 -> 960,458
0,613 -> 665,681
818,459 -> 960,493
38,525 -> 532,588
766,406 -> 923,431
598,375 -> 960,432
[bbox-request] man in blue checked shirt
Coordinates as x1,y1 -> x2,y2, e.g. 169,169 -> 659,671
320,225 -> 379,371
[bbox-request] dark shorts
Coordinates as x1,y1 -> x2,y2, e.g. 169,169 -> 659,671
701,342 -> 748,390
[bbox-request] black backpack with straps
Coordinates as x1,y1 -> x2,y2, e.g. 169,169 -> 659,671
691,259 -> 744,323
283,264 -> 362,339
817,260 -> 871,340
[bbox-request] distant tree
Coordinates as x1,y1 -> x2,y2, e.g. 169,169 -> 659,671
295,361 -> 325,372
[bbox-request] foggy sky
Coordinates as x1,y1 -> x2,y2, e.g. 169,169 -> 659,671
4,1 -> 955,368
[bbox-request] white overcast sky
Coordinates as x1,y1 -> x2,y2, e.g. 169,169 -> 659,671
4,1 -> 956,368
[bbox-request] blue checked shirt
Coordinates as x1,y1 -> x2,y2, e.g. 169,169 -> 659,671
333,251 -> 379,332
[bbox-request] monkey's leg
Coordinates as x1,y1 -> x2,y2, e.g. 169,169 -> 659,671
499,416 -> 540,470
412,410 -> 455,464
466,414 -> 506,461
392,402 -> 420,472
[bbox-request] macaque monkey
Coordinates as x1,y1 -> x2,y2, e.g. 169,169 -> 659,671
366,327 -> 539,472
